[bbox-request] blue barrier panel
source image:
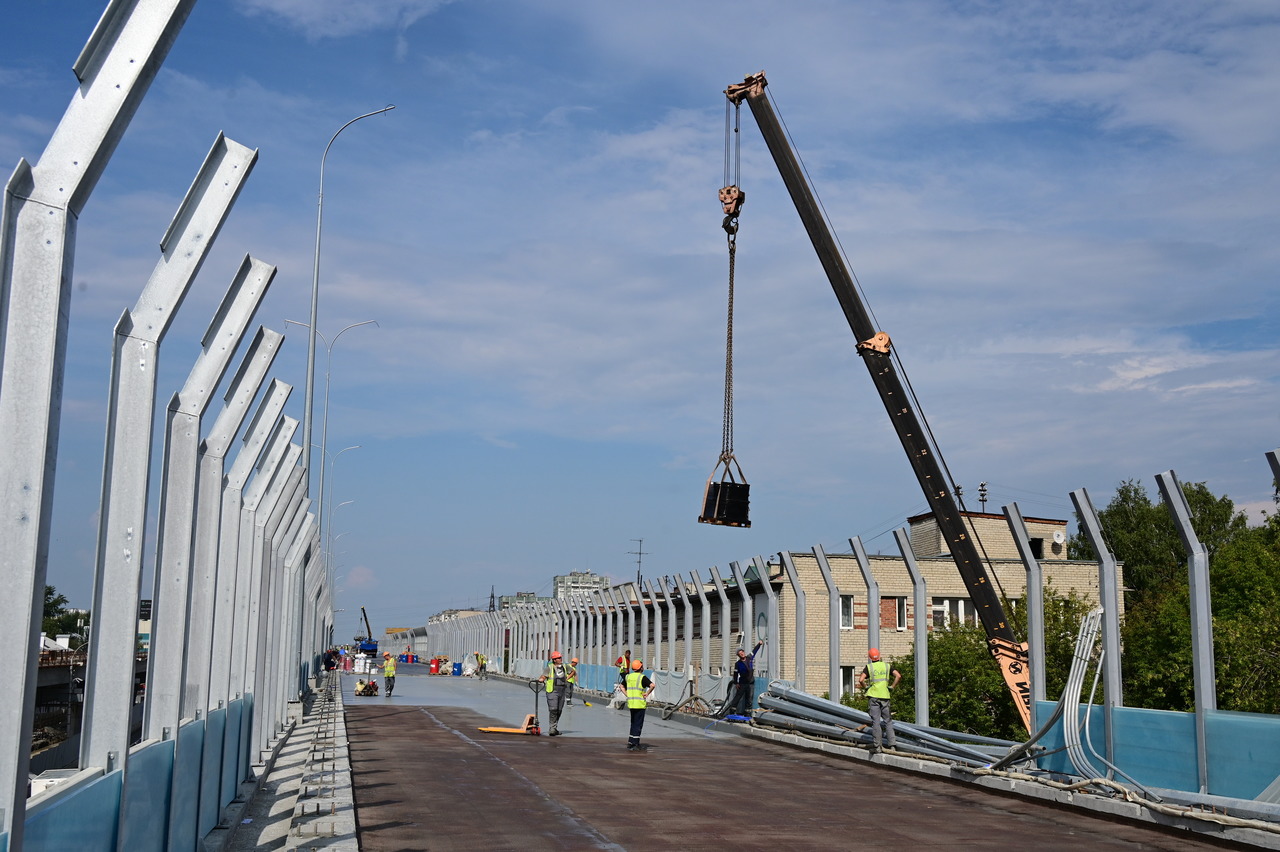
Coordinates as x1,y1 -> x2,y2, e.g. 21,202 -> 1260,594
1034,700 -> 1102,777
199,707 -> 226,838
1207,708 -> 1280,799
169,719 -> 204,852
222,699 -> 244,807
1,827 -> 7,852
119,739 -> 176,852
1112,705 -> 1198,792
1033,702 -> 1275,798
24,770 -> 122,852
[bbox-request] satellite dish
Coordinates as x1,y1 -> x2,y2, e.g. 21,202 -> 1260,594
1053,530 -> 1066,544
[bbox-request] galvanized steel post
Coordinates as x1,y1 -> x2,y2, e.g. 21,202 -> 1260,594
708,567 -> 733,676
0,3 -> 197,837
82,142 -> 252,779
811,545 -> 842,702
1003,503 -> 1046,717
1070,487 -> 1123,760
849,537 -> 880,654
778,553 -> 806,690
146,251 -> 274,743
187,330 -> 283,718
752,556 -> 779,681
893,529 -> 930,728
1156,469 -> 1215,794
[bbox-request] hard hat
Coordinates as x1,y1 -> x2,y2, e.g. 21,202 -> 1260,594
631,660 -> 643,671
383,652 -> 391,658
571,658 -> 579,664
551,651 -> 562,659
868,648 -> 881,661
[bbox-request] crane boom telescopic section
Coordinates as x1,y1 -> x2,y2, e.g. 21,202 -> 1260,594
726,71 -> 1031,730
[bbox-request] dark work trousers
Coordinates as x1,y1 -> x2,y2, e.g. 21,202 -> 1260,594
628,706 -> 645,747
546,688 -> 567,733
384,676 -> 395,696
731,679 -> 754,714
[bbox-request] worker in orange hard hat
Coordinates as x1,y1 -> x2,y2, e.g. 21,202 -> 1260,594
565,657 -> 579,705
538,652 -> 569,736
624,659 -> 654,751
381,651 -> 397,697
857,647 -> 901,754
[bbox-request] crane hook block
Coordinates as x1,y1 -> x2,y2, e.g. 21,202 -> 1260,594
720,185 -> 745,217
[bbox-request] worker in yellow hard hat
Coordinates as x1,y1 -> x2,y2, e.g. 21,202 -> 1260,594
381,651 -> 398,697
624,659 -> 654,751
857,647 -> 901,754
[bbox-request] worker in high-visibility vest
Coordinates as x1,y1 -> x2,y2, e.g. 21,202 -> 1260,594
624,659 -> 654,751
565,657 -> 579,705
381,652 -> 398,697
538,651 -> 569,736
856,647 -> 901,753
476,651 -> 488,680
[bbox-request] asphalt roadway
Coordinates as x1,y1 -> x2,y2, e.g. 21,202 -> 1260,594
343,666 -> 1246,852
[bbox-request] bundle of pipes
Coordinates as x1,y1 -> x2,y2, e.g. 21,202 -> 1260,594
755,681 -> 1025,768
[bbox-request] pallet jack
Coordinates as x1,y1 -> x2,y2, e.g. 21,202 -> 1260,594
477,680 -> 542,735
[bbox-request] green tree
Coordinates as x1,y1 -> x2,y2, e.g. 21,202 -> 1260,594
1069,479 -> 1249,604
41,584 -> 88,638
890,586 -> 1099,740
1102,481 -> 1280,712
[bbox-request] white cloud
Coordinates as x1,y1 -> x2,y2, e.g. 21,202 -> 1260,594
233,0 -> 455,40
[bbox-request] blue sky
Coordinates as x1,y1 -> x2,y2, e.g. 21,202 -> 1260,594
4,0 -> 1277,644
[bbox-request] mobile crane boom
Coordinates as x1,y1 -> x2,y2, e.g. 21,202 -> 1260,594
356,605 -> 378,656
726,71 -> 1031,730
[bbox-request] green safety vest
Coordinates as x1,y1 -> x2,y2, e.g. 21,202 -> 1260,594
865,660 -> 890,699
625,671 -> 647,709
566,663 -> 577,684
545,663 -> 566,693
383,658 -> 397,677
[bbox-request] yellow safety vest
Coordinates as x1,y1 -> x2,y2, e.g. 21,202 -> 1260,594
566,663 -> 577,684
625,671 -> 647,709
383,658 -> 397,677
545,663 -> 565,693
865,660 -> 890,699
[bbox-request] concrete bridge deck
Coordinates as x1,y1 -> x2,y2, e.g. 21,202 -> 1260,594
327,666 -> 1246,852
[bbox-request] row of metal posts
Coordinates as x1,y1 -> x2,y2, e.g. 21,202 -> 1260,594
0,3 -> 335,850
405,464 -> 1256,794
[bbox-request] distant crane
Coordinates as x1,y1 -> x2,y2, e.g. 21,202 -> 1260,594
355,605 -> 378,656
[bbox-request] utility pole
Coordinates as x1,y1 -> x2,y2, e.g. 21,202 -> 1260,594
628,539 -> 647,585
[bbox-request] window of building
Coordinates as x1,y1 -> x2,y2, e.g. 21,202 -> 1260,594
840,665 -> 860,698
893,597 -> 907,631
840,595 -> 854,629
1030,537 -> 1044,559
932,597 -> 979,629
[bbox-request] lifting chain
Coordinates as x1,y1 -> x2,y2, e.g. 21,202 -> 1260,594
718,99 -> 745,461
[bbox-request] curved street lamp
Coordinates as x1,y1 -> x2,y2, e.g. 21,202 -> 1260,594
288,320 -> 375,576
302,105 -> 396,496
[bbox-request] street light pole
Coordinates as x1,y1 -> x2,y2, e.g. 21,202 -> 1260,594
303,105 -> 395,497
288,319 -> 375,584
